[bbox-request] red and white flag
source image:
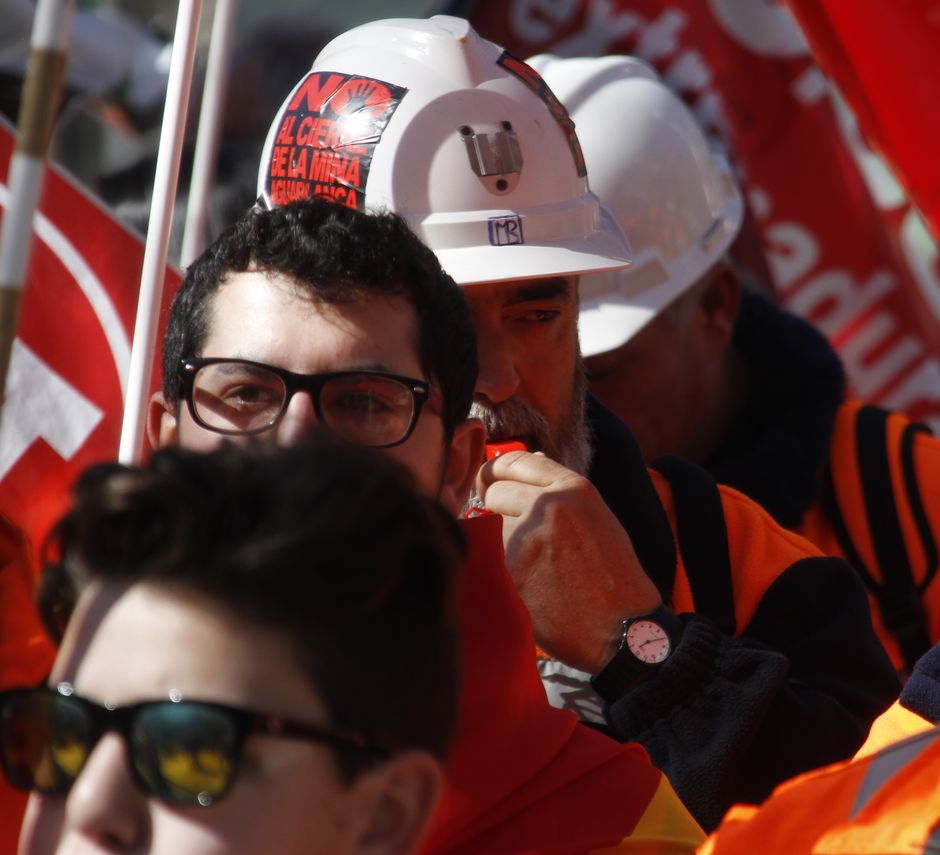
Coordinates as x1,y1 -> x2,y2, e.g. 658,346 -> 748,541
786,0 -> 940,247
0,117 -> 180,560
0,111 -> 175,850
470,0 -> 940,429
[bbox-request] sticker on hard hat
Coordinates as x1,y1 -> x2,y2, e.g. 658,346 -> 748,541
488,214 -> 524,246
496,51 -> 587,179
264,71 -> 407,210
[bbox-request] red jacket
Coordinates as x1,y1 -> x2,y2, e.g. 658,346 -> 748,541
0,515 -> 56,855
419,515 -> 703,855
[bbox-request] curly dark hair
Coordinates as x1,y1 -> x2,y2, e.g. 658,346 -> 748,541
162,197 -> 477,438
40,435 -> 464,776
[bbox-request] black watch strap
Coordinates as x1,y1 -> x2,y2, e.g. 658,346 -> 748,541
590,605 -> 682,702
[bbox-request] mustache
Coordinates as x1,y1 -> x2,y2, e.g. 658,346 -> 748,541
469,359 -> 592,475
469,398 -> 551,450
469,396 -> 592,476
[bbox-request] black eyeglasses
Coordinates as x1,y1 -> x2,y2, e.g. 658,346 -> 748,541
0,684 -> 385,807
179,358 -> 439,448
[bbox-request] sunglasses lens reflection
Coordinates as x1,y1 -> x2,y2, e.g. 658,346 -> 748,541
1,693 -> 242,807
132,704 -> 238,805
0,692 -> 92,793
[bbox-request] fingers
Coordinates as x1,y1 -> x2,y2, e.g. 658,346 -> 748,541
475,451 -> 588,519
475,450 -> 573,495
478,478 -> 543,519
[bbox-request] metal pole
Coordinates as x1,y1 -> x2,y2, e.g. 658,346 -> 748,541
0,0 -> 76,411
118,0 -> 203,464
179,0 -> 238,268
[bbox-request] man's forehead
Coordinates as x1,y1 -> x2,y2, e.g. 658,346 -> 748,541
202,269 -> 421,357
463,276 -> 577,305
210,268 -> 416,318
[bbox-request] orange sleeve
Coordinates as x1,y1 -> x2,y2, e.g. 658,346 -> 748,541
649,471 -> 828,631
702,728 -> 940,854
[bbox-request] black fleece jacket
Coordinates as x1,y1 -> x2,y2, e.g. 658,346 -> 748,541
707,289 -> 846,528
586,395 -> 899,831
901,645 -> 940,723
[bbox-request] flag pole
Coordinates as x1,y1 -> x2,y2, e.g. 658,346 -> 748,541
0,0 -> 76,417
118,0 -> 203,464
180,0 -> 238,268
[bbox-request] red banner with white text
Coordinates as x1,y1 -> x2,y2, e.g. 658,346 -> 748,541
470,0 -> 940,429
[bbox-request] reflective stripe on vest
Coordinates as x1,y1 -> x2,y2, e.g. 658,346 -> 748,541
850,729 -> 937,819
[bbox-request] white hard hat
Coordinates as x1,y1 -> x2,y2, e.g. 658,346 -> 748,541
257,16 -> 631,285
527,54 -> 744,357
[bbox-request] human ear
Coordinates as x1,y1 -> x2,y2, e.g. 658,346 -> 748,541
350,750 -> 444,855
700,264 -> 742,346
146,391 -> 179,450
438,418 -> 486,516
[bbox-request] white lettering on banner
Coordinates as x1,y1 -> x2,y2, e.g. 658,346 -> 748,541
900,209 -> 940,323
0,340 -> 103,480
829,89 -> 940,331
787,269 -> 895,338
694,89 -> 728,133
510,0 -> 580,43
663,48 -> 711,92
549,1 -> 642,58
506,0 -> 807,142
756,194 -> 939,426
762,221 -> 820,289
792,67 -> 829,105
884,359 -> 940,427
635,8 -> 686,61
707,0 -> 808,58
839,314 -> 922,398
831,92 -> 907,210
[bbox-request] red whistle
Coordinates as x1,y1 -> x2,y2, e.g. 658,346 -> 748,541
484,440 -> 528,461
464,441 -> 529,520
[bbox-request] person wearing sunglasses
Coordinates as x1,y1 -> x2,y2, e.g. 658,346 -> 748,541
3,436 -> 464,855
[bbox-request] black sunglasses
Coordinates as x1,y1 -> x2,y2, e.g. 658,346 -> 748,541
0,684 -> 385,807
178,358 -> 439,448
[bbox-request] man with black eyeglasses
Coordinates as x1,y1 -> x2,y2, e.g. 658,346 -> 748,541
139,196 -> 707,854
148,195 -> 485,514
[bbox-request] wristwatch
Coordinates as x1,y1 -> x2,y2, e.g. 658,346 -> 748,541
590,605 -> 682,702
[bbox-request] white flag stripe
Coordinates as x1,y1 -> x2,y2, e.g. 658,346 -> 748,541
0,180 -> 131,396
0,339 -> 102,479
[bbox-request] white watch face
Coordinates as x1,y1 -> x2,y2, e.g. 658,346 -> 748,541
625,620 -> 672,664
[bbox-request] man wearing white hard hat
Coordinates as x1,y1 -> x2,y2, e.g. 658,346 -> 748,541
257,17 -> 897,829
537,53 -> 940,674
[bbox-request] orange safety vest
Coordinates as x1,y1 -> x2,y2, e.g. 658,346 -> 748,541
0,515 -> 56,855
648,457 -> 847,640
701,725 -> 940,854
855,699 -> 933,759
799,401 -> 940,674
420,515 -> 704,855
